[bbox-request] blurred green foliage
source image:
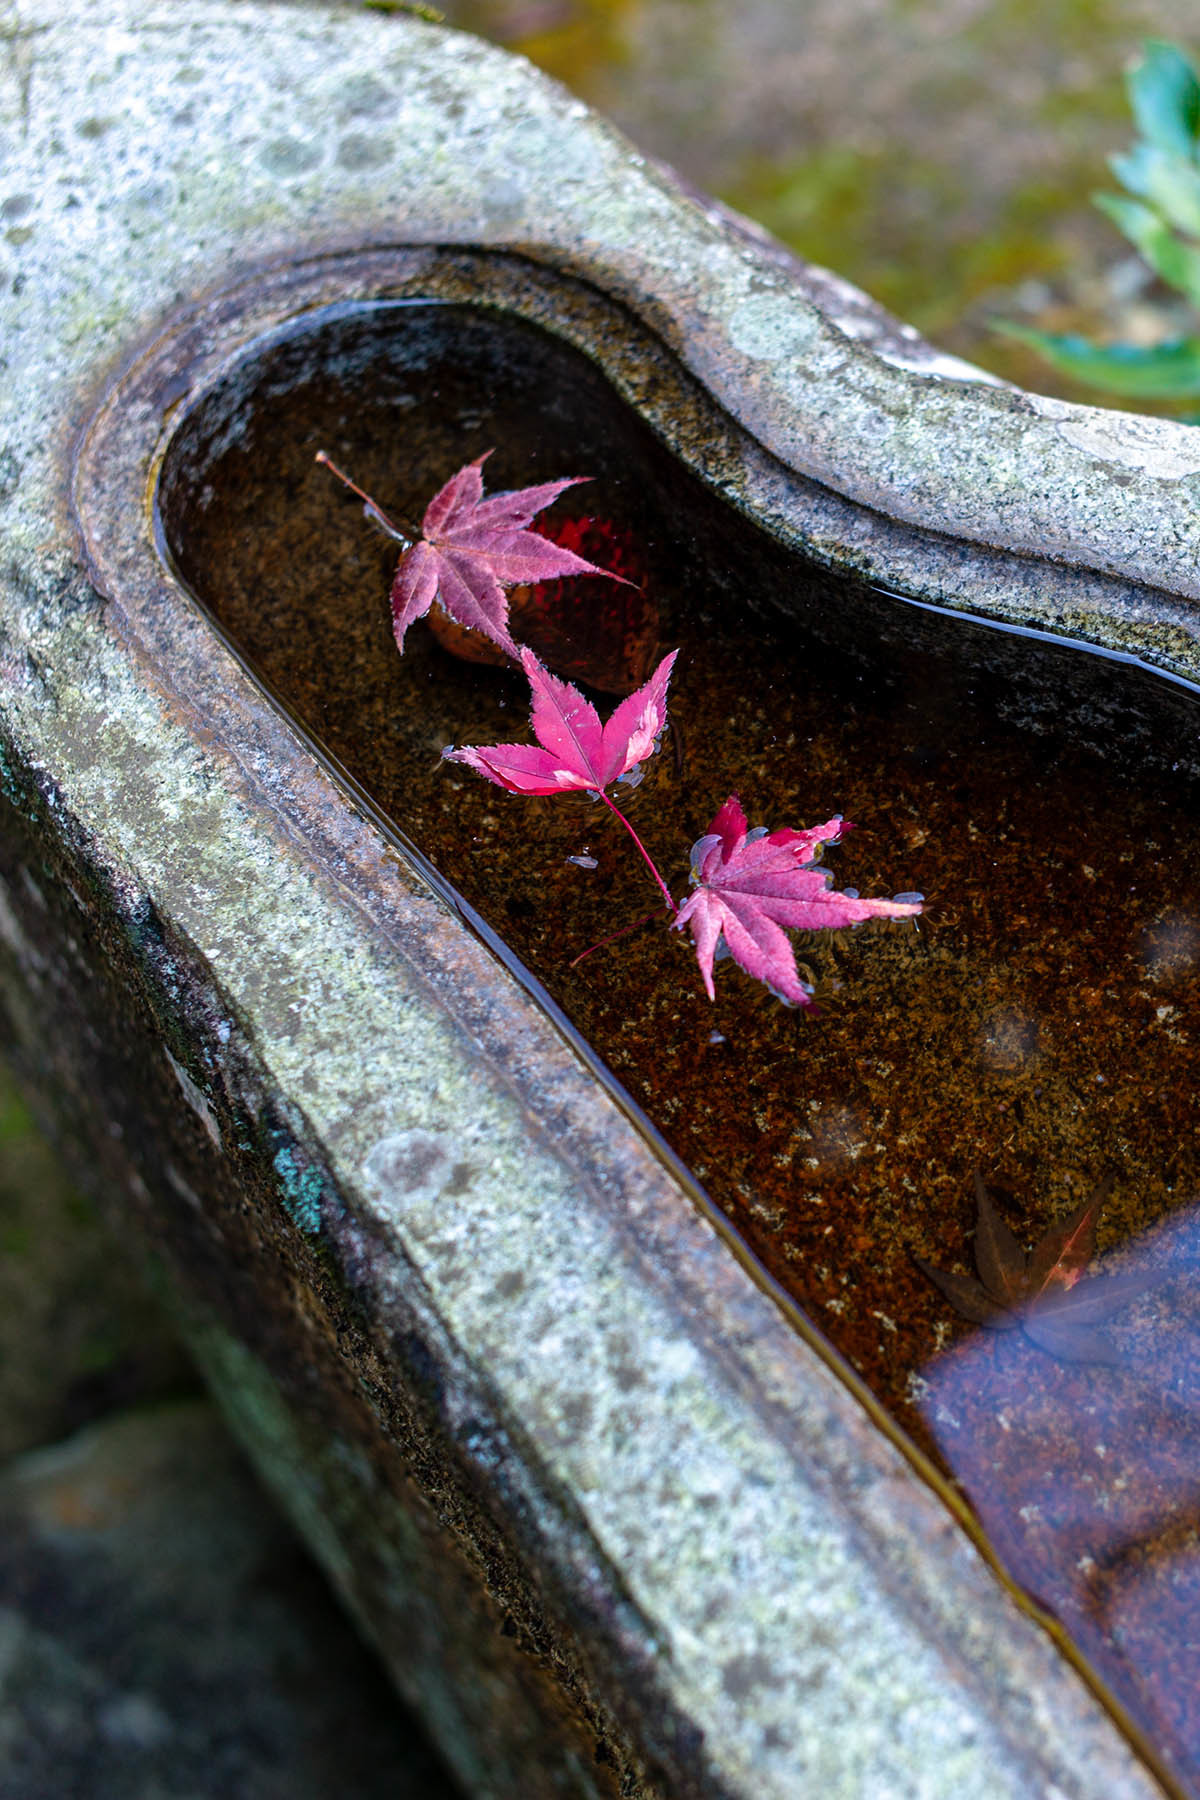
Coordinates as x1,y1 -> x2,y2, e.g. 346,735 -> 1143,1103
725,147 -> 1084,349
999,40 -> 1200,399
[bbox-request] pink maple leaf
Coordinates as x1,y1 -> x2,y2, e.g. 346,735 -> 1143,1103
391,453 -> 631,658
674,794 -> 922,1006
444,648 -> 679,908
444,647 -> 677,796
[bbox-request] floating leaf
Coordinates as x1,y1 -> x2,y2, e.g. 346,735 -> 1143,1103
316,450 -> 633,661
673,794 -> 921,1007
443,647 -> 677,797
445,647 -> 679,909
391,454 -> 633,658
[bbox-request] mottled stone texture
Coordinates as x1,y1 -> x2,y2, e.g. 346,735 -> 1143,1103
0,3 -> 1190,1797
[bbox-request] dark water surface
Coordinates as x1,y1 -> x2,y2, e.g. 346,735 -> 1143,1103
159,302 -> 1200,1791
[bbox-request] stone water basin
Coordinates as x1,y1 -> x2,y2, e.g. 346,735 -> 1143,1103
157,270 -> 1200,1798
76,232 -> 1200,1795
14,4 -> 1200,1795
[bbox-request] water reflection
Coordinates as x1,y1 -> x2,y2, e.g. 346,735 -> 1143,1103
919,1198 -> 1200,1781
1140,910 -> 1200,982
915,1174 -> 1155,1362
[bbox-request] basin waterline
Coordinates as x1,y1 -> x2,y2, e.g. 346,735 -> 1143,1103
143,289 -> 1200,1794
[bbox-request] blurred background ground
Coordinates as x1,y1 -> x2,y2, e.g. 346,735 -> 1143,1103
6,2 -> 1198,1795
0,1072 -> 461,1800
440,0 -> 1200,411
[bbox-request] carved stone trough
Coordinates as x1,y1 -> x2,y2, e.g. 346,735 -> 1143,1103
5,3 -> 1200,1796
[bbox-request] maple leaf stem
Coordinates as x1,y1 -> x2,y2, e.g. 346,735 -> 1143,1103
597,791 -> 676,912
568,909 -> 664,968
315,451 -> 418,547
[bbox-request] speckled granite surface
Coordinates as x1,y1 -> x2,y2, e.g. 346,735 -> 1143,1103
0,4 -> 1186,1797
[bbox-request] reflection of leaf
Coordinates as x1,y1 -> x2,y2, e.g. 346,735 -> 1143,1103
916,1175 -> 1151,1365
509,516 -> 659,694
430,515 -> 658,693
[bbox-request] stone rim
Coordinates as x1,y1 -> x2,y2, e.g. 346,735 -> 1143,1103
74,241 -> 1186,1799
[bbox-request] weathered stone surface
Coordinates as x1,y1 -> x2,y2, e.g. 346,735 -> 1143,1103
0,4 -> 1188,1799
0,1401 -> 460,1800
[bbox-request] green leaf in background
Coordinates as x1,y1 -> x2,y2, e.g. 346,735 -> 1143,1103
1109,141 -> 1160,202
994,322 -> 1200,397
1093,191 -> 1200,303
1127,39 -> 1200,160
1110,142 -> 1200,237
990,39 -> 1200,404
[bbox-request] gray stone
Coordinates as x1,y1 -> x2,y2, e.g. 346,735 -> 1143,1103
0,4 -> 1187,1799
0,1401 -> 459,1800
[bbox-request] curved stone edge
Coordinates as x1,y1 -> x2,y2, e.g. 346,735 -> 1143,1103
7,0 -> 1200,619
0,6 -> 1179,1800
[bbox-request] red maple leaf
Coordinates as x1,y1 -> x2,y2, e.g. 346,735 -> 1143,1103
316,450 -> 633,661
390,454 -> 632,658
444,648 -> 678,907
673,795 -> 922,1006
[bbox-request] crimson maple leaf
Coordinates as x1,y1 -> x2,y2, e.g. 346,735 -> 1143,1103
390,454 -> 632,659
444,647 -> 676,796
673,794 -> 922,1006
915,1174 -> 1151,1364
444,648 -> 678,907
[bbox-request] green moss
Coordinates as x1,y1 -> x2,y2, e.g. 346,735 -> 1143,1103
720,147 -> 1090,345
453,0 -> 638,93
0,1083 -> 32,1144
957,0 -> 1129,62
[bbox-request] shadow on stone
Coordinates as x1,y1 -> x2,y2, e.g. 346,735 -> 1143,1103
0,1401 -> 462,1800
